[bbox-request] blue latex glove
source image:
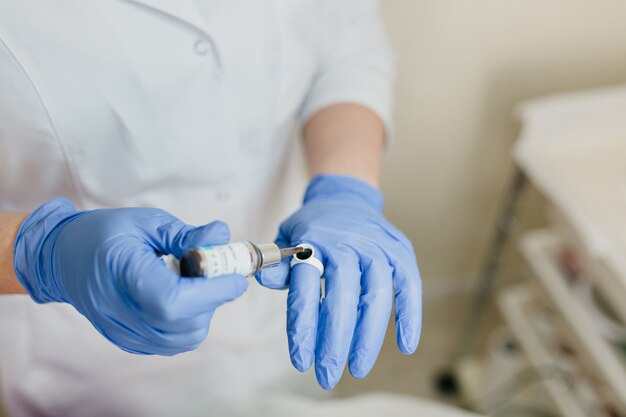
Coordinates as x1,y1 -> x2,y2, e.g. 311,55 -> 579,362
257,175 -> 422,389
13,197 -> 248,356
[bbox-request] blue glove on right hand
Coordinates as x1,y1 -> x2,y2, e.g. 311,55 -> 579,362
257,175 -> 421,389
13,197 -> 248,355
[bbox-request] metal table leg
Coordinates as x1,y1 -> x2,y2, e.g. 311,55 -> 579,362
435,167 -> 527,395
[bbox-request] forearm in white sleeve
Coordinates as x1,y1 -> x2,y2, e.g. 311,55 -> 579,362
298,0 -> 396,138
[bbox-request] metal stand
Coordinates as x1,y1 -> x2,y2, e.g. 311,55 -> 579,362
435,168 -> 527,395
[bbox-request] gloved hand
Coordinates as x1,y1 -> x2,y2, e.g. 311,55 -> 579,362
13,197 -> 248,356
257,175 -> 422,389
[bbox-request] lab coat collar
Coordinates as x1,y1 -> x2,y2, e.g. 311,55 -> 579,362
125,0 -> 211,38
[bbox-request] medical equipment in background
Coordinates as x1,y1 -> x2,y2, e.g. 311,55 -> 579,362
435,168 -> 527,397
167,241 -> 309,278
438,84 -> 626,416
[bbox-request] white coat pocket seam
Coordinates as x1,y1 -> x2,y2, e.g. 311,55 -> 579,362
0,33 -> 85,207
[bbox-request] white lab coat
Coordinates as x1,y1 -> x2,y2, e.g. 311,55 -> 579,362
0,1 -> 394,416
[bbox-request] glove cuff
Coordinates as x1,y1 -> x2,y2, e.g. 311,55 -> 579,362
304,175 -> 384,212
14,197 -> 79,303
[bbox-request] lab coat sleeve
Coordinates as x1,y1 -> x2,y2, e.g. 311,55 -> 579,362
298,0 -> 396,138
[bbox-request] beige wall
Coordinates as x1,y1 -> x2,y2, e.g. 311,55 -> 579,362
380,0 -> 626,292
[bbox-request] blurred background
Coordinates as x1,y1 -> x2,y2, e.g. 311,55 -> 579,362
332,1 -> 626,416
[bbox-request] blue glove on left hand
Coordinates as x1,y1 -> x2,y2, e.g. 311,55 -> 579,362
257,175 -> 422,389
13,198 -> 248,356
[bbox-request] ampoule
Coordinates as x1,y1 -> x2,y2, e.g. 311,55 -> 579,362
178,241 -> 304,278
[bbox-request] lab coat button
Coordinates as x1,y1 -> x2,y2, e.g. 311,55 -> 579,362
194,38 -> 211,56
215,189 -> 230,201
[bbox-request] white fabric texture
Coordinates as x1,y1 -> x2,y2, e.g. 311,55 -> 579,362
219,393 -> 484,417
0,1 -> 396,416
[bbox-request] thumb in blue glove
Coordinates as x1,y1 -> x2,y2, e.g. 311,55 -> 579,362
14,197 -> 248,355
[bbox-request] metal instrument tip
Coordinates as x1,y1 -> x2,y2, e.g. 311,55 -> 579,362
279,246 -> 304,258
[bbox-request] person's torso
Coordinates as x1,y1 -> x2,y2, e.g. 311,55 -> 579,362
0,0 -> 321,225
0,1 -> 323,415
